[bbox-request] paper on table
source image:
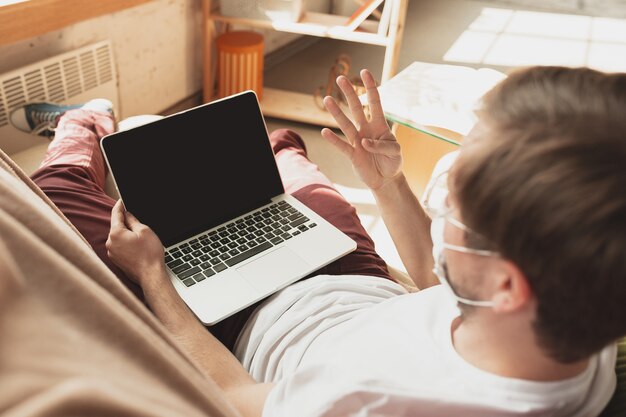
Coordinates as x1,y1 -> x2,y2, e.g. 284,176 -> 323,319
362,62 -> 506,136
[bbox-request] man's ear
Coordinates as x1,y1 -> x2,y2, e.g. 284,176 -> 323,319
491,260 -> 533,313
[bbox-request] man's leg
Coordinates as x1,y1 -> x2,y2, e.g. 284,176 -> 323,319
212,129 -> 394,351
270,128 -> 393,280
30,113 -> 391,346
34,122 -> 391,281
30,108 -> 144,300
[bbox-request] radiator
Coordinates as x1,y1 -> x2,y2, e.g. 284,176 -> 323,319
0,40 -> 119,155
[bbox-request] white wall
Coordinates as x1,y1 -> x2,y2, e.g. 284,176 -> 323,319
0,0 -> 330,119
0,0 -> 204,118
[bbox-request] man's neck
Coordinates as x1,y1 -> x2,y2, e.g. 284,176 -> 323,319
451,314 -> 590,382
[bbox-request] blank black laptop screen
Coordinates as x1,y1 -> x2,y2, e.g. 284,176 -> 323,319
101,92 -> 284,247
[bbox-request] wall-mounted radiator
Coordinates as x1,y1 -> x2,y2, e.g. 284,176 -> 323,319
0,40 -> 119,155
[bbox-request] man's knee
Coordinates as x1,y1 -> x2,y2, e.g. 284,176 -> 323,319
269,129 -> 306,154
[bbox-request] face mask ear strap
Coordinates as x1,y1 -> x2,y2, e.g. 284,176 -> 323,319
442,242 -> 498,257
433,257 -> 496,308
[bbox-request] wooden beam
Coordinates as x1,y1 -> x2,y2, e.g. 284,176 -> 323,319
202,0 -> 214,103
0,0 -> 152,46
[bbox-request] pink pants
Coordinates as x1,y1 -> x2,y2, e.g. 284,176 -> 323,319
31,109 -> 393,348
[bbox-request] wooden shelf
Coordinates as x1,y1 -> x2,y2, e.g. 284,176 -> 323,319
203,0 -> 408,126
261,88 -> 339,128
209,11 -> 387,46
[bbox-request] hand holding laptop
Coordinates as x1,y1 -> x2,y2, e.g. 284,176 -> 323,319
106,199 -> 165,286
100,91 -> 356,324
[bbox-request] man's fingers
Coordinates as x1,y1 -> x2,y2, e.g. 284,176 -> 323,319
323,96 -> 359,145
362,138 -> 401,156
321,128 -> 353,158
111,199 -> 147,234
336,76 -> 367,129
110,200 -> 126,231
124,210 -> 144,232
361,69 -> 386,125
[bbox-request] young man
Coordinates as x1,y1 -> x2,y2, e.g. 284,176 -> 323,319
21,66 -> 624,417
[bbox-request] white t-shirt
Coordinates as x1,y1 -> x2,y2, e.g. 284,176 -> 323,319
235,275 -> 616,417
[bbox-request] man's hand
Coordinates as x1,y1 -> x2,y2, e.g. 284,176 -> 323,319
105,202 -> 271,417
322,69 -> 403,191
106,199 -> 165,286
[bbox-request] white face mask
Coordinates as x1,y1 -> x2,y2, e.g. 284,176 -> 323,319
433,254 -> 496,308
430,216 -> 497,308
425,169 -> 499,308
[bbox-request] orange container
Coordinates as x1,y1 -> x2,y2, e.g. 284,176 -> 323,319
216,31 -> 264,100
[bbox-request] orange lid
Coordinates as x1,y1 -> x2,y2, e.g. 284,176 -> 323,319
216,31 -> 264,53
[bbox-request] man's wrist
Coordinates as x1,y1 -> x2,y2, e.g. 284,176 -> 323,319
372,172 -> 408,199
137,262 -> 169,289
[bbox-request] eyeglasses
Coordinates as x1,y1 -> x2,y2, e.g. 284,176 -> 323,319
422,170 -> 498,258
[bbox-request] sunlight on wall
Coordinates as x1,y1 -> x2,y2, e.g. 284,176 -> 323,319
0,0 -> 29,5
444,8 -> 626,72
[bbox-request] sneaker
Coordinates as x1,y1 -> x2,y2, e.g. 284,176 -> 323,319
9,99 -> 114,138
81,98 -> 114,115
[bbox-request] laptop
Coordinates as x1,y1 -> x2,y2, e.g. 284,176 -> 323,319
100,91 -> 356,325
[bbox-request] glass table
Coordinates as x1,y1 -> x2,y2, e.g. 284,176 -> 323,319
367,61 -> 506,195
373,61 -> 506,145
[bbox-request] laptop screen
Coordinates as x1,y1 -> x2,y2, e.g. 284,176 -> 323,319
101,91 -> 285,247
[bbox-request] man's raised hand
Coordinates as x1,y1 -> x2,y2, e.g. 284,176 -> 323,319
321,69 -> 402,191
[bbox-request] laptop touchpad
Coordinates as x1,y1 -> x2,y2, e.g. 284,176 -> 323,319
237,247 -> 310,294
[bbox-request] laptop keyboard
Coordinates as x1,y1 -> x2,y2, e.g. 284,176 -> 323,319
163,200 -> 317,288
